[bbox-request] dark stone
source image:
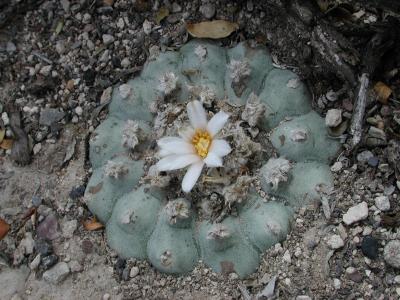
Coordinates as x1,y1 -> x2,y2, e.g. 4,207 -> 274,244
32,195 -> 42,207
114,258 -> 126,276
37,214 -> 60,240
83,69 -> 96,86
69,185 -> 86,200
361,236 -> 379,259
347,271 -> 363,283
39,108 -> 65,126
111,56 -> 121,68
81,239 -> 93,254
41,254 -> 59,270
367,156 -> 379,167
122,267 -> 130,281
35,238 -> 53,256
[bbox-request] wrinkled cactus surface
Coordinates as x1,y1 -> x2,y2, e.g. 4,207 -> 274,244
85,40 -> 340,278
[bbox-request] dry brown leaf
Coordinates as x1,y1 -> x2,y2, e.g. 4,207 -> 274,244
83,218 -> 104,231
155,6 -> 169,25
186,20 -> 239,39
0,129 -> 5,144
0,138 -> 13,150
103,0 -> 114,6
374,81 -> 392,104
0,218 -> 10,240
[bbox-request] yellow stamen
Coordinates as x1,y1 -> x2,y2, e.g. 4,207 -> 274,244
192,129 -> 212,158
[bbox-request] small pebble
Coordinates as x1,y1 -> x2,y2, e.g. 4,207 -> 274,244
325,109 -> 342,127
333,278 -> 341,289
43,262 -> 70,284
331,161 -> 343,172
75,106 -> 83,116
199,3 -> 216,19
282,250 -> 291,264
130,266 -> 139,278
343,201 -> 369,225
361,236 -> 379,259
374,195 -> 390,211
42,254 -> 59,270
327,234 -> 344,249
102,34 -> 115,45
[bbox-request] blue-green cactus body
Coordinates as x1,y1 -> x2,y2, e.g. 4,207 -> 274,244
106,186 -> 163,259
147,199 -> 199,274
225,43 -> 274,106
198,217 -> 260,277
85,40 -> 341,278
86,156 -> 145,223
259,69 -> 312,129
270,111 -> 340,163
180,41 -> 227,100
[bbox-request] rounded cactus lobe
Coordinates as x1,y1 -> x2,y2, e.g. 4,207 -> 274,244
198,217 -> 260,278
260,161 -> 334,208
270,111 -> 341,163
106,186 -> 163,259
141,51 -> 181,82
259,69 -> 312,129
89,116 -> 151,169
225,42 -> 274,106
108,78 -> 155,122
179,40 -> 227,100
85,156 -> 145,224
147,199 -> 199,274
239,194 -> 292,252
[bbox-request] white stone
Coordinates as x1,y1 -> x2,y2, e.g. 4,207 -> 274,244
121,58 -> 130,68
325,109 -> 342,127
33,143 -> 42,155
282,250 -> 291,264
117,18 -> 125,29
43,262 -> 70,284
327,234 -> 344,249
130,266 -> 139,278
343,201 -> 369,225
331,161 -> 343,172
29,254 -> 41,270
39,65 -> 52,77
1,112 -> 9,125
333,278 -> 341,289
102,34 -> 114,45
374,195 -> 390,211
143,20 -> 152,35
75,106 -> 83,116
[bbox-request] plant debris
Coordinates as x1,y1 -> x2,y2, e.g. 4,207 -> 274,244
186,20 -> 239,39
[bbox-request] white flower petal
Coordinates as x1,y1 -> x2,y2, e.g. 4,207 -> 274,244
206,111 -> 229,137
158,138 -> 195,155
182,161 -> 204,193
157,137 -> 183,147
209,139 -> 231,157
187,100 -> 207,129
156,154 -> 201,171
203,152 -> 223,168
179,127 -> 195,142
159,148 -> 173,157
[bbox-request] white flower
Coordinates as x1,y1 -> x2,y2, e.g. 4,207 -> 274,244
156,100 -> 232,193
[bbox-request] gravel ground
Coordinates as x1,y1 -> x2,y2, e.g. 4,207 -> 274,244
1,1 -> 400,299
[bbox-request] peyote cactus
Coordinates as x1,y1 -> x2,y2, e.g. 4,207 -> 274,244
85,40 -> 341,278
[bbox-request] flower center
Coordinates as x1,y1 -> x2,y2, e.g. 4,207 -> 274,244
192,129 -> 212,158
